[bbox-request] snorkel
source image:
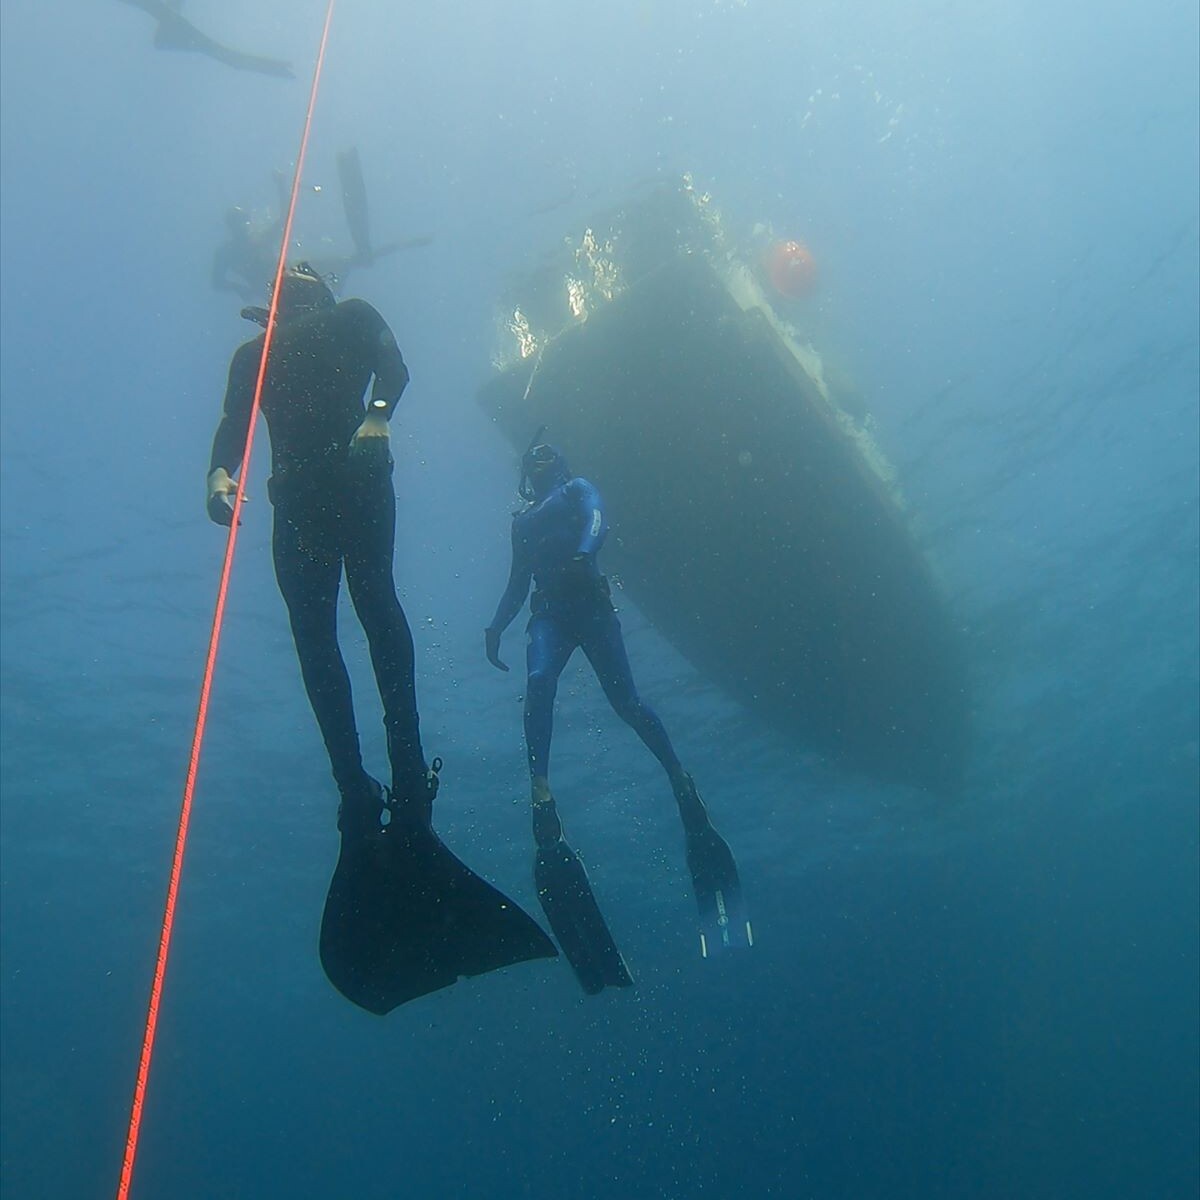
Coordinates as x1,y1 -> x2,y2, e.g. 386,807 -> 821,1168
518,425 -> 547,501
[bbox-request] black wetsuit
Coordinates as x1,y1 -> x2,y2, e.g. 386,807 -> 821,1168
209,298 -> 423,801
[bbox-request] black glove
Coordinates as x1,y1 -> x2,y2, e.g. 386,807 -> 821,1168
485,627 -> 508,672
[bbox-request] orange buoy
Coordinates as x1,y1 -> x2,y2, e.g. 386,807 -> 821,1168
763,239 -> 818,299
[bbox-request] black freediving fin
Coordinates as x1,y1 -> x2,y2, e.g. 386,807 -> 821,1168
674,775 -> 753,957
684,820 -> 752,957
320,777 -> 557,1015
337,146 -> 373,263
532,798 -> 632,994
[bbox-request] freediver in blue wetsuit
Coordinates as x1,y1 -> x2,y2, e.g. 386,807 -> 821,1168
486,442 -> 751,993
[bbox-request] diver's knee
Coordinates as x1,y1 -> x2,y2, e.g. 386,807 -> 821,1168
288,610 -> 338,650
526,670 -> 558,703
608,693 -> 643,726
358,606 -> 408,645
348,576 -> 399,614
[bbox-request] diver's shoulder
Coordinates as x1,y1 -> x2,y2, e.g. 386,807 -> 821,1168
334,296 -> 386,325
232,334 -> 266,363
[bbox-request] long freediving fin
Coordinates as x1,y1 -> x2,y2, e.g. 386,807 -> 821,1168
337,146 -> 373,264
535,839 -> 634,994
684,820 -> 752,957
320,772 -> 556,1015
532,796 -> 632,994
674,774 -> 753,956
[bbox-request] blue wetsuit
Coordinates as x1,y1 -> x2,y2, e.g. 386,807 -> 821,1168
487,476 -> 681,782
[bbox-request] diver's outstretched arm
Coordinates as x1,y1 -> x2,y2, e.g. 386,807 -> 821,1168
364,235 -> 436,263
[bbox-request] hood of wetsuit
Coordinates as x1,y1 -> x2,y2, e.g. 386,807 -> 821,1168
273,261 -> 336,317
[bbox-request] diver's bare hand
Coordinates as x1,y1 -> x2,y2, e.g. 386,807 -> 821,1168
206,467 -> 244,527
485,627 -> 509,672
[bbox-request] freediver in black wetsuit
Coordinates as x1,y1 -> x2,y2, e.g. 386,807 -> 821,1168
485,442 -> 751,993
206,265 -> 554,1013
207,265 -> 421,818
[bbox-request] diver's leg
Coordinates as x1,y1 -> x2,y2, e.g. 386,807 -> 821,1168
580,608 -> 714,828
272,496 -> 370,802
524,611 -> 576,785
525,610 -> 633,991
580,609 -> 683,773
525,611 -> 577,845
579,608 -> 747,951
342,458 -> 427,809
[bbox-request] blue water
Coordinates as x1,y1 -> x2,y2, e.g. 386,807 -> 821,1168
2,2 -> 1196,1197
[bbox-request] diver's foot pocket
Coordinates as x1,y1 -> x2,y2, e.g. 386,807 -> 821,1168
531,779 -> 563,848
387,757 -> 441,831
337,775 -> 386,840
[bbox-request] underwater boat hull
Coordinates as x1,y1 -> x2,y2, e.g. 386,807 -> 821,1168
480,236 -> 968,794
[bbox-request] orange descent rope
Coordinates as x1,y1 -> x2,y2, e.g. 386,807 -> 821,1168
116,4 -> 338,1196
